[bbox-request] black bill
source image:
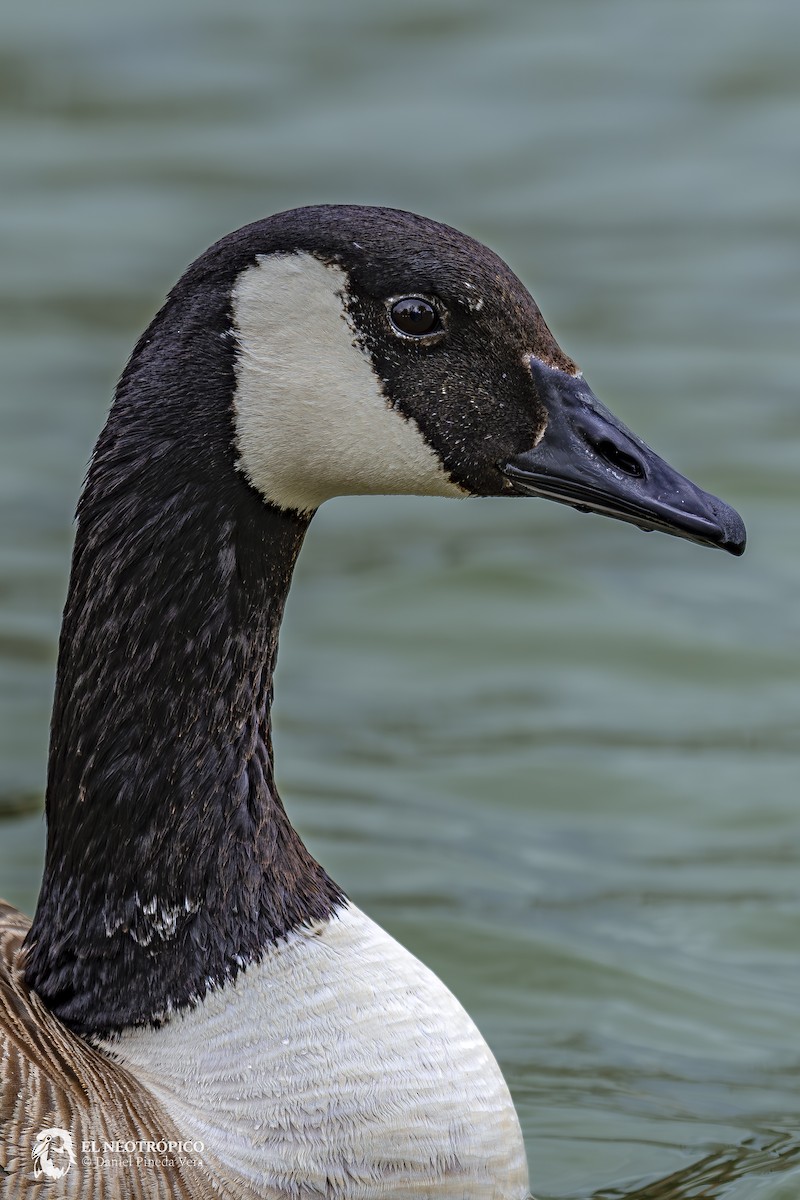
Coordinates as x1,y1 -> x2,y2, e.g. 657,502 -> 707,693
501,358 -> 746,556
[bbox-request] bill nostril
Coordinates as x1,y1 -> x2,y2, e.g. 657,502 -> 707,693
593,438 -> 646,479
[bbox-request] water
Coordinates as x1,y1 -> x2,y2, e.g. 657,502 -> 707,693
1,1 -> 799,1195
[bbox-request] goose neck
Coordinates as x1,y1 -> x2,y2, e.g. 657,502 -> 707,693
25,309 -> 343,1035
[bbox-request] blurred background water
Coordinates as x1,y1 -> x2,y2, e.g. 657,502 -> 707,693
1,0 -> 798,1196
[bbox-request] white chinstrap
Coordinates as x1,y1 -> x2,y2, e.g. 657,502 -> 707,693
231,252 -> 466,513
102,902 -> 529,1198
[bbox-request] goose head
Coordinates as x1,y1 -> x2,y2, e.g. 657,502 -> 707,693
221,204 -> 745,553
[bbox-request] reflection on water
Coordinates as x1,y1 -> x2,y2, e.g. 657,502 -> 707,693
1,0 -> 799,1197
598,1132 -> 800,1199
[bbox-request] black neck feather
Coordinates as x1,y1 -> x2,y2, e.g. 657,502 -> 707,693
24,277 -> 343,1035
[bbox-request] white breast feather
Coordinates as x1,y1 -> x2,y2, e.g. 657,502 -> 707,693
104,902 -> 529,1198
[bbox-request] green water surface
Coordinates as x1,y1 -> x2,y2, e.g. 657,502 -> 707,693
1,2 -> 798,1196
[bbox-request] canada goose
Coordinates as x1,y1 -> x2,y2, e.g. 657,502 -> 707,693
0,205 -> 745,1198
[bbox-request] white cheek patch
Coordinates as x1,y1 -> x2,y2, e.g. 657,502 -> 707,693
231,253 -> 466,512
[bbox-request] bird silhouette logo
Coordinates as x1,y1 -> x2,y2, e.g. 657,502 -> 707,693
31,1127 -> 77,1179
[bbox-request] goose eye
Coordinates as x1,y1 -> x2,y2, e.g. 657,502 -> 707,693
389,297 -> 440,337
